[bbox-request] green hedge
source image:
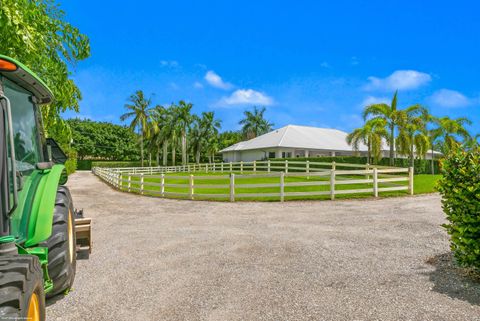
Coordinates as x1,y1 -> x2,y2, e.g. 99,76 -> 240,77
90,160 -> 160,169
270,156 -> 440,174
437,148 -> 480,269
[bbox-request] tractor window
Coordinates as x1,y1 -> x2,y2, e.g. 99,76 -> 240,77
3,79 -> 42,175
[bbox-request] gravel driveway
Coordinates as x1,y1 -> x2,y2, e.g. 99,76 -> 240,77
46,171 -> 480,321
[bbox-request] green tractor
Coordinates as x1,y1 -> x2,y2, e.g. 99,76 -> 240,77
0,55 -> 92,321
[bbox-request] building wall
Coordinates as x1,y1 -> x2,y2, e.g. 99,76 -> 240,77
222,147 -> 439,162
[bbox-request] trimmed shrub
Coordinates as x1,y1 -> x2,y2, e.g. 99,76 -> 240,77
64,148 -> 77,175
91,161 -> 159,168
77,160 -> 93,170
437,148 -> 480,269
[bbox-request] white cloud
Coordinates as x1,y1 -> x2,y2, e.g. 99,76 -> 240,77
160,60 -> 179,67
193,81 -> 204,89
428,89 -> 471,108
218,89 -> 274,106
364,70 -> 432,91
320,61 -> 331,68
351,56 -> 359,66
204,70 -> 233,90
360,95 -> 390,108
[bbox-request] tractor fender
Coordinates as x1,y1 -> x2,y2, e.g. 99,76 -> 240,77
24,164 -> 66,247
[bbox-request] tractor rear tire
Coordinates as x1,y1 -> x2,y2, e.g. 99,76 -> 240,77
40,186 -> 76,297
0,254 -> 46,321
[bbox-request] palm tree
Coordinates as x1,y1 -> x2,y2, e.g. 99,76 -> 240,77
190,112 -> 222,164
176,100 -> 194,165
239,106 -> 274,139
190,116 -> 203,164
396,107 -> 430,167
430,116 -> 472,153
362,91 -> 423,166
120,90 -> 153,166
150,105 -> 171,165
347,118 -> 389,164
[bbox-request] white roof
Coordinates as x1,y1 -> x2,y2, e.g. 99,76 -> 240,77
221,124 -> 443,156
220,125 -> 368,152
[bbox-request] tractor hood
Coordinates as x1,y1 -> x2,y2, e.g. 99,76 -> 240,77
0,55 -> 54,105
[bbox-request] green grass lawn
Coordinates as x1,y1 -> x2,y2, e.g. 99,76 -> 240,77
119,170 -> 441,202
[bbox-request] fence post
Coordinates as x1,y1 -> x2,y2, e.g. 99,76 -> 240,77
230,173 -> 235,202
161,174 -> 165,197
373,168 -> 378,197
206,163 -> 209,173
268,160 -> 271,172
189,174 -> 194,200
230,162 -> 233,172
285,160 -> 288,173
253,160 -> 256,172
140,173 -> 144,195
118,173 -> 122,190
408,167 -> 414,195
366,163 -> 370,180
280,172 -> 285,202
221,162 -> 224,173
128,175 -> 131,192
330,169 -> 335,200
213,162 -> 216,172
332,161 -> 336,171
240,161 -> 243,173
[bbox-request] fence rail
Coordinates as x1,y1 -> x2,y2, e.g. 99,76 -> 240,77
93,161 -> 414,202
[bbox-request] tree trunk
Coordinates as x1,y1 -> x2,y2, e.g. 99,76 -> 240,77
140,127 -> 144,167
163,140 -> 168,166
196,148 -> 200,164
148,153 -> 152,167
410,143 -> 414,168
182,132 -> 187,165
367,141 -> 371,165
431,149 -> 435,175
389,123 -> 395,166
156,149 -> 160,166
172,146 -> 176,166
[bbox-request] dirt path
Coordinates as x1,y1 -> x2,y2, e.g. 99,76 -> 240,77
46,171 -> 480,321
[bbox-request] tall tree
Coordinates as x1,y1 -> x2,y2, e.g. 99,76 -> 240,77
347,118 -> 389,164
396,107 -> 430,167
68,118 -> 140,161
218,131 -> 242,150
430,116 -> 472,153
239,106 -> 274,139
150,105 -> 171,166
190,112 -> 221,164
0,0 -> 90,132
362,91 -> 423,165
176,101 -> 194,165
120,90 -> 153,166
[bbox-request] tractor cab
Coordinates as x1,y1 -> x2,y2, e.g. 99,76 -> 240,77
0,55 -> 91,320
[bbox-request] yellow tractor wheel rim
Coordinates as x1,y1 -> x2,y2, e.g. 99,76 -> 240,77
68,210 -> 74,263
27,292 -> 40,321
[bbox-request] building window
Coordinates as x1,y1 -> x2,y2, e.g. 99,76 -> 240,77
268,152 -> 276,159
282,152 -> 292,158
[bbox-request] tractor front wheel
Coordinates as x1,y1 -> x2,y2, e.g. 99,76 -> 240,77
0,255 -> 46,321
40,186 -> 76,297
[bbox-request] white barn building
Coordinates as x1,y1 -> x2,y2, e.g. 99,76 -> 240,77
220,125 -> 439,162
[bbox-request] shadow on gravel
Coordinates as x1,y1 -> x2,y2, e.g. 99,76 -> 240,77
425,252 -> 480,306
46,293 -> 67,307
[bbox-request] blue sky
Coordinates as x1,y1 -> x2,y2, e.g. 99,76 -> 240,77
61,0 -> 480,134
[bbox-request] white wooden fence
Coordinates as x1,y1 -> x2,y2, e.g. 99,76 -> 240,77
92,159 -> 396,174
93,161 -> 414,202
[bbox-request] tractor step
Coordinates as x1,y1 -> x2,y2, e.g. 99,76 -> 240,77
74,210 -> 92,254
